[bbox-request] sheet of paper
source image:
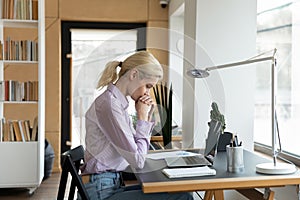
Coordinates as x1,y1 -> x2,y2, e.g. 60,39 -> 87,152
145,150 -> 201,160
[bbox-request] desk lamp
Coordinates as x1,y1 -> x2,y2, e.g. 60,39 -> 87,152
187,48 -> 296,174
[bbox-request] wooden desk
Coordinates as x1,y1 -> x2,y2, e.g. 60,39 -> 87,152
134,150 -> 300,200
150,136 -> 182,149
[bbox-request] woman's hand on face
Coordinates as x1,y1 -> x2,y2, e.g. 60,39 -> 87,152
135,95 -> 154,121
138,94 -> 154,106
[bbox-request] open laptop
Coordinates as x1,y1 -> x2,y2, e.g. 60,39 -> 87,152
164,120 -> 222,168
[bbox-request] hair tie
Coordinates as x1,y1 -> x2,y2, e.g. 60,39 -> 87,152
119,61 -> 122,68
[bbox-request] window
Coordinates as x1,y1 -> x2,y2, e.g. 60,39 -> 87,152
255,1 -> 300,157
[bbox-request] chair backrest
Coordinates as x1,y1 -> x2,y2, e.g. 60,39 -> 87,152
57,145 -> 89,200
217,132 -> 233,152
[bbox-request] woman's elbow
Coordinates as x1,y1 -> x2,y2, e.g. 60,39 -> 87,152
136,161 -> 145,169
132,155 -> 146,169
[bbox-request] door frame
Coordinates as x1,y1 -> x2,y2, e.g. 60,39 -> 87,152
61,21 -> 146,153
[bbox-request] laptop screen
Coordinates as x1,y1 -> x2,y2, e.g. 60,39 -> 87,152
204,119 -> 222,157
164,119 -> 222,168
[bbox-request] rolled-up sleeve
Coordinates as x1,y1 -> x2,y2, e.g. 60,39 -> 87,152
135,120 -> 154,154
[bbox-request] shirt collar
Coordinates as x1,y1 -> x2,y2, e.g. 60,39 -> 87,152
107,83 -> 129,110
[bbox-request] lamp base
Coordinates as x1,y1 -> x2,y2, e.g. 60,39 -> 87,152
256,162 -> 296,175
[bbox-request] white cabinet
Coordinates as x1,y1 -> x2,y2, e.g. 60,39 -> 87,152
0,0 -> 45,191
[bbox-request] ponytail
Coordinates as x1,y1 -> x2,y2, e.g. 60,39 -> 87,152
97,51 -> 163,89
97,61 -> 120,89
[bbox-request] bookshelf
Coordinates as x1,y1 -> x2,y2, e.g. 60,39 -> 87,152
0,0 -> 45,193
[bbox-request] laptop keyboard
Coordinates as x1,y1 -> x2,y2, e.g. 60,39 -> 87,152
183,156 -> 211,165
183,156 -> 198,164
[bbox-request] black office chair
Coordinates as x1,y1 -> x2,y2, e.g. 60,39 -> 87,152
57,145 -> 89,200
217,132 -> 233,151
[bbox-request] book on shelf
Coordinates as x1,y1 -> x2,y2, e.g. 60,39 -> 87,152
0,80 -> 38,101
19,120 -> 30,141
31,116 -> 38,141
0,118 -> 35,142
0,41 -> 3,60
4,38 -> 38,61
9,121 -> 15,141
3,119 -> 9,141
12,120 -> 26,142
0,81 -> 4,101
0,119 -> 2,142
32,0 -> 38,20
24,119 -> 31,141
12,120 -> 23,141
2,0 -> 38,20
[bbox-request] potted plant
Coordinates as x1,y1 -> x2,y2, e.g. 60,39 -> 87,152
153,82 -> 173,149
209,102 -> 233,152
209,102 -> 226,133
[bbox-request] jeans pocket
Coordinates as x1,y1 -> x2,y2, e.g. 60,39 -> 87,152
99,176 -> 125,199
101,177 -> 116,189
81,182 -> 98,200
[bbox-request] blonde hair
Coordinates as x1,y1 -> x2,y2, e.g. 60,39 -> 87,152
97,51 -> 163,89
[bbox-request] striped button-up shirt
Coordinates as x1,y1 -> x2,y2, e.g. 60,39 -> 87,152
81,83 -> 154,174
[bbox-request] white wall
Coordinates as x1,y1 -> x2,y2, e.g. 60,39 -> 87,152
170,0 -> 257,150
194,0 -> 257,151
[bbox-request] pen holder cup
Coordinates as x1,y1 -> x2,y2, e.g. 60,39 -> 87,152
226,145 -> 244,173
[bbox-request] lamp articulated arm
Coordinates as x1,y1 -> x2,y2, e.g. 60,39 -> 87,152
205,56 -> 275,72
187,48 -> 277,78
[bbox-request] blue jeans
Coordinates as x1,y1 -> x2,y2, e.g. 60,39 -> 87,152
78,172 -> 193,200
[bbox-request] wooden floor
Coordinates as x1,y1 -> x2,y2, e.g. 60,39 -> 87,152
0,172 -> 62,199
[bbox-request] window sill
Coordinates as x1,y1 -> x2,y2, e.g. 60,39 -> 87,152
254,142 -> 300,167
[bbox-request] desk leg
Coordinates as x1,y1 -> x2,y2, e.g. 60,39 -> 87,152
264,188 -> 274,200
204,190 -> 224,200
296,185 -> 300,200
214,190 -> 224,200
204,191 -> 213,200
237,188 -> 274,200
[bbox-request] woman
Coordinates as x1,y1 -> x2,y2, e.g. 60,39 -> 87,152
79,51 -> 193,200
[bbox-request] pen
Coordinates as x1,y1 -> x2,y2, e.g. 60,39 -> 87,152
232,134 -> 237,147
231,134 -> 242,147
234,135 -> 239,147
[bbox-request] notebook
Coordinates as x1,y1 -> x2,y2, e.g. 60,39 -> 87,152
162,166 -> 216,178
164,120 -> 222,168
